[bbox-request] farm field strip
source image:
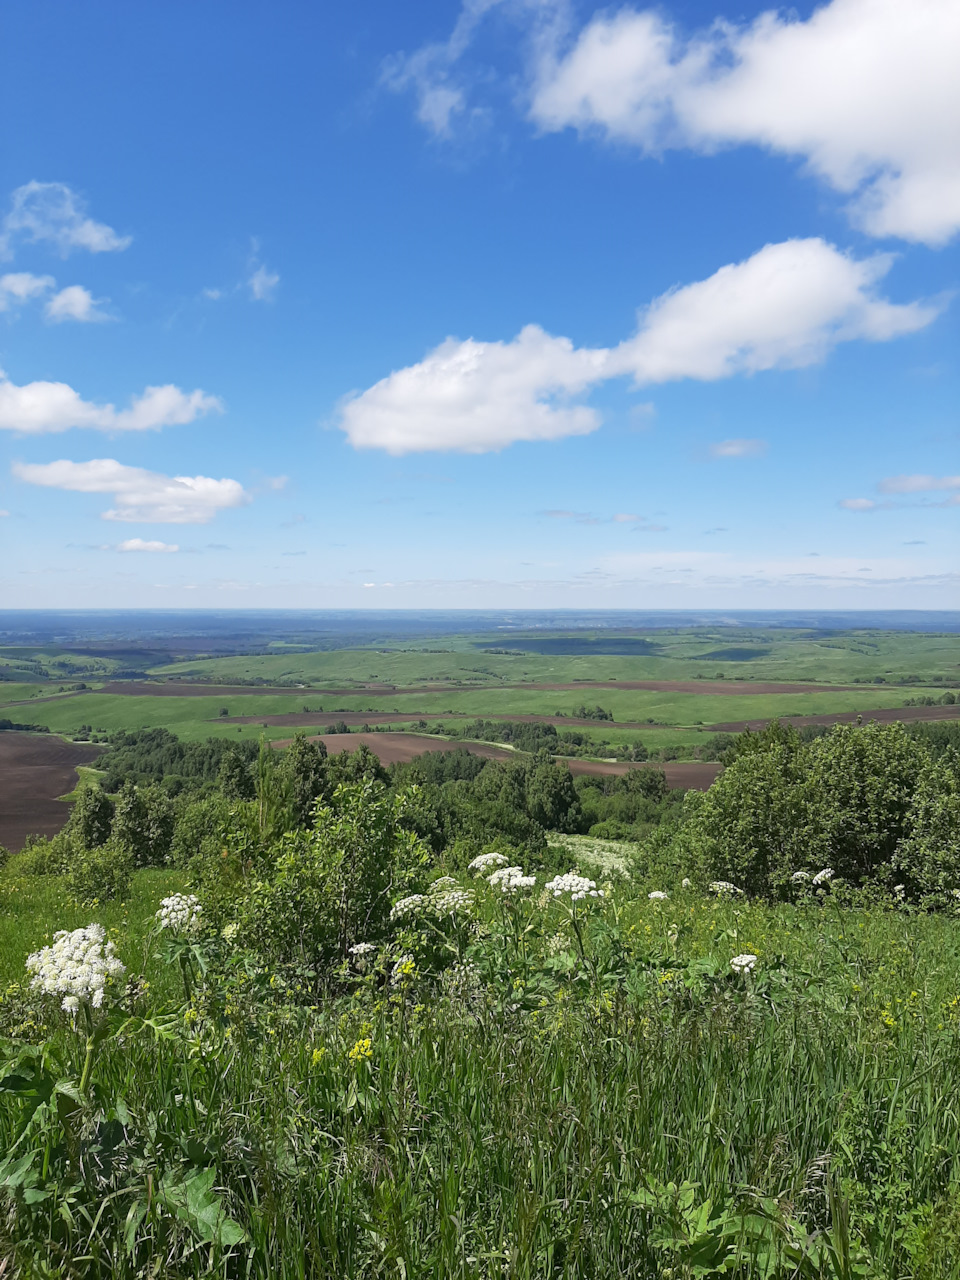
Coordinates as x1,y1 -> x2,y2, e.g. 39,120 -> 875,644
0,734 -> 105,853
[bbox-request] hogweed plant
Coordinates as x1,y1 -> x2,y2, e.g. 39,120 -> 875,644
154,892 -> 205,1002
25,923 -> 125,1096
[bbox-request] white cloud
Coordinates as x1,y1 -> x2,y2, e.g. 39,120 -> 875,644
0,272 -> 55,310
339,239 -> 940,453
340,324 -> 608,454
117,538 -> 179,552
839,498 -> 878,510
44,285 -> 110,324
249,263 -> 279,302
0,182 -> 131,259
0,509 -> 9,517
878,474 -> 960,493
12,459 -> 250,524
531,0 -> 960,244
0,372 -> 222,434
710,438 -> 767,458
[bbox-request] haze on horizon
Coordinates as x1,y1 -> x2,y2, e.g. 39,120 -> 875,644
1,0 -> 957,611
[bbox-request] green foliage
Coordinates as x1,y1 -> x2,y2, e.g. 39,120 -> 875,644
277,731 -> 328,826
237,779 -> 430,972
66,782 -> 114,848
111,782 -> 176,867
65,838 -> 133,905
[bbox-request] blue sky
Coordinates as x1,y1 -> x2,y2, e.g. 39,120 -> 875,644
1,0 -> 957,609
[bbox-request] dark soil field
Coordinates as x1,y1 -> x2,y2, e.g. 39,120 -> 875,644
275,732 -> 720,790
709,703 -> 960,733
0,733 -> 104,853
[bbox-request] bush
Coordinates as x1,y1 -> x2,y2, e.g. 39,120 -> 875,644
13,831 -> 76,876
66,838 -> 133,905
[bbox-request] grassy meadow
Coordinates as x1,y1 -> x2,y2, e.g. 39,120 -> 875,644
3,852 -> 960,1277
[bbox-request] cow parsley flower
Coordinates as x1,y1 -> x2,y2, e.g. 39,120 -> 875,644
709,881 -> 743,896
648,890 -> 669,901
731,953 -> 758,975
431,888 -> 474,914
156,894 -> 202,935
791,870 -> 811,883
488,866 -> 536,894
468,852 -> 510,874
545,872 -> 604,903
26,923 -> 125,1015
681,878 -> 692,889
812,868 -> 834,886
390,894 -> 427,921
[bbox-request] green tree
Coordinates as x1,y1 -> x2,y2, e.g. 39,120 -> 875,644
111,782 -> 175,867
218,747 -> 255,800
69,782 -> 114,848
277,732 -> 328,827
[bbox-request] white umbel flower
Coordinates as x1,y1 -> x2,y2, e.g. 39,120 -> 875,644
26,923 -> 125,1014
681,878 -> 692,889
156,894 -> 202,935
648,891 -> 669,901
390,894 -> 427,921
813,868 -> 834,886
709,881 -> 743,896
545,872 -> 604,903
348,942 -> 376,956
488,865 -> 536,894
791,870 -> 811,883
468,852 -> 510,874
731,953 -> 758,975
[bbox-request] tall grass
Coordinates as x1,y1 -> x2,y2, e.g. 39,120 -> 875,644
3,871 -> 960,1276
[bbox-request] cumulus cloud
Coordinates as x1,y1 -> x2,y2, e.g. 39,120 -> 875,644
710,438 -> 767,458
12,459 -> 250,524
0,182 -> 131,258
341,324 -> 608,453
44,285 -> 110,324
531,0 -> 960,244
0,372 -> 222,434
0,272 -> 55,310
339,238 -> 940,454
116,538 -> 179,552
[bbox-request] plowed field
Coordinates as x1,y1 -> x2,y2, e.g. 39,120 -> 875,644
0,734 -> 104,853
708,703 -> 960,733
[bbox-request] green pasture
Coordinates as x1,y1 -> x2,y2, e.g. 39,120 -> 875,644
153,626 -> 960,687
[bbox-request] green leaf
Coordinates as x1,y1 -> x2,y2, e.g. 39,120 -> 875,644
157,1166 -> 247,1248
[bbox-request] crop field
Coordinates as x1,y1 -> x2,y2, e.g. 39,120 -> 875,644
0,734 -> 105,853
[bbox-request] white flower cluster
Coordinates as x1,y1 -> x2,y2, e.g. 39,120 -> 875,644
390,882 -> 475,920
488,865 -> 537,894
349,942 -> 376,956
156,893 -> 202,935
731,953 -> 758,975
813,868 -> 834,886
791,870 -> 811,883
26,923 -> 125,1014
648,890 -> 669,901
468,852 -> 510,874
681,878 -> 692,889
709,881 -> 743,896
545,872 -> 604,903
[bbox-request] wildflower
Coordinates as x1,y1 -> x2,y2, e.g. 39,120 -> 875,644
391,954 -> 416,984
709,881 -> 743,896
791,870 -> 811,883
311,1047 -> 326,1066
488,865 -> 536,894
812,868 -> 834,887
221,921 -> 240,943
681,878 -> 692,889
730,953 -> 758,976
431,887 -> 474,914
390,894 -> 427,921
26,923 -> 125,1015
468,852 -> 510,874
349,942 -> 376,957
894,883 -> 906,900
951,890 -> 960,900
348,1037 -> 373,1063
648,890 -> 669,901
545,872 -> 604,903
156,894 -> 202,935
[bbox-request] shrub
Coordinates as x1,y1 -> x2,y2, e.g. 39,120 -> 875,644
66,838 -> 133,905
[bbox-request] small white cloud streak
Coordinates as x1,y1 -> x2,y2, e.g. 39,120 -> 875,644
45,285 -> 110,324
12,459 -> 250,524
530,0 -> 960,245
0,373 -> 222,435
710,438 -> 767,458
0,182 -> 130,259
839,497 -> 878,510
340,238 -> 942,454
117,538 -> 179,552
249,263 -> 279,302
878,474 -> 960,493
